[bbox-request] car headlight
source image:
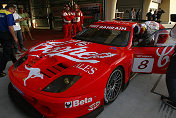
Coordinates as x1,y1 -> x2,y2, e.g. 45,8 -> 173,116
42,75 -> 81,93
13,54 -> 28,70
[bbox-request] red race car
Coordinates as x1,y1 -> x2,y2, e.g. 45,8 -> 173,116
8,20 -> 176,118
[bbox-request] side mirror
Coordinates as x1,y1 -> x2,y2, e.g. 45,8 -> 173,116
171,14 -> 176,22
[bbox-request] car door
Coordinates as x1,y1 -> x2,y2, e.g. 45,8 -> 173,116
132,28 -> 176,74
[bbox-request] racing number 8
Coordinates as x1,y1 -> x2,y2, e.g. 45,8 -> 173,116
138,60 -> 149,69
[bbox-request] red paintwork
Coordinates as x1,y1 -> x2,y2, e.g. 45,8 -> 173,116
8,20 -> 174,118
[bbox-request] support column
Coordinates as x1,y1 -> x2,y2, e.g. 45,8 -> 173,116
160,0 -> 170,23
29,0 -> 34,28
142,0 -> 152,20
105,0 -> 117,20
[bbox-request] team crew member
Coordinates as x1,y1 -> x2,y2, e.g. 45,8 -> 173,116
62,5 -> 74,39
72,4 -> 83,37
13,9 -> 28,54
19,8 -> 34,40
161,24 -> 176,109
0,4 -> 18,77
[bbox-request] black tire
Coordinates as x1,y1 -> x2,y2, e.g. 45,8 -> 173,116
104,67 -> 124,104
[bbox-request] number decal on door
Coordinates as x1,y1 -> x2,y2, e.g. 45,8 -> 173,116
138,60 -> 149,69
132,58 -> 154,73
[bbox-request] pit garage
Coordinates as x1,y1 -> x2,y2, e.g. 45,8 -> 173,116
0,0 -> 176,118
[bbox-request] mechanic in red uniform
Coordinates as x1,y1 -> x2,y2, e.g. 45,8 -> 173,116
72,4 -> 83,37
62,5 -> 74,39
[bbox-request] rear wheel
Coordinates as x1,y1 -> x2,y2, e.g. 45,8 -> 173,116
104,67 -> 123,104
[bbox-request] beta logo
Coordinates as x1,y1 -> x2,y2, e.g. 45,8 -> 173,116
65,97 -> 93,108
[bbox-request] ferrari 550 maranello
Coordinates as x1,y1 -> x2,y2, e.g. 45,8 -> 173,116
8,20 -> 176,118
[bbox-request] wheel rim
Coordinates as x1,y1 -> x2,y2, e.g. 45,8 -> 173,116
105,69 -> 123,103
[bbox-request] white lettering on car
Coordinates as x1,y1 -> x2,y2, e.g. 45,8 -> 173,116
24,65 -> 44,86
74,63 -> 98,74
29,41 -> 116,64
75,41 -> 91,46
89,25 -> 127,31
156,46 -> 174,67
88,101 -> 100,111
65,97 -> 93,108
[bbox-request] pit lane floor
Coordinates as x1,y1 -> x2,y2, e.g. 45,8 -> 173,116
1,59 -> 176,118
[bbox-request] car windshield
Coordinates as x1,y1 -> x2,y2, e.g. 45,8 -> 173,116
73,26 -> 131,47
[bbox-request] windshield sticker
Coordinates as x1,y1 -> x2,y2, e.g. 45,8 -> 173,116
24,65 -> 44,86
89,25 -> 130,31
30,41 -> 116,64
74,63 -> 97,74
156,46 -> 174,67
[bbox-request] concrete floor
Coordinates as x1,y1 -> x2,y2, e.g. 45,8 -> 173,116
0,58 -> 176,118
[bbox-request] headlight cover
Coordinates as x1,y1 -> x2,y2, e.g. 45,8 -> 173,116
42,75 -> 81,93
13,54 -> 28,70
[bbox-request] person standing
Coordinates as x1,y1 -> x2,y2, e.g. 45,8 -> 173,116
161,24 -> 176,109
129,8 -> 135,20
13,9 -> 28,54
157,8 -> 165,22
152,10 -> 157,21
49,12 -> 54,30
18,8 -> 34,40
62,5 -> 74,39
136,9 -> 142,21
72,4 -> 83,37
0,4 -> 18,77
146,9 -> 152,21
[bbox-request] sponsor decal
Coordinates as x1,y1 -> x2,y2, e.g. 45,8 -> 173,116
89,25 -> 127,31
30,40 -> 116,64
156,46 -> 174,67
24,65 -> 44,86
132,57 -> 154,73
88,101 -> 100,111
65,97 -> 93,108
74,63 -> 97,74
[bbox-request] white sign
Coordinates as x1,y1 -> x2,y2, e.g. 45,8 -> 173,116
152,0 -> 162,3
132,58 -> 154,73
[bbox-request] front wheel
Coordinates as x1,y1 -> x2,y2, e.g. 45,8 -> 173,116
104,67 -> 123,104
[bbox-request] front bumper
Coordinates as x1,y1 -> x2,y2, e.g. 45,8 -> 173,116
8,83 -> 104,118
8,69 -> 104,118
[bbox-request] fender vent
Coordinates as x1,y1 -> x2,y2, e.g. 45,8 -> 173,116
57,63 -> 68,69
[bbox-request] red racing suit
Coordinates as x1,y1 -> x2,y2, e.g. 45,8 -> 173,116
72,10 -> 83,36
62,10 -> 74,39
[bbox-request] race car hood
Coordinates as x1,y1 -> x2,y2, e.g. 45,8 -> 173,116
11,39 -> 126,94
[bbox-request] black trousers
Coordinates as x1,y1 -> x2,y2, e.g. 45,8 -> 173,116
166,52 -> 176,102
0,31 -> 17,72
